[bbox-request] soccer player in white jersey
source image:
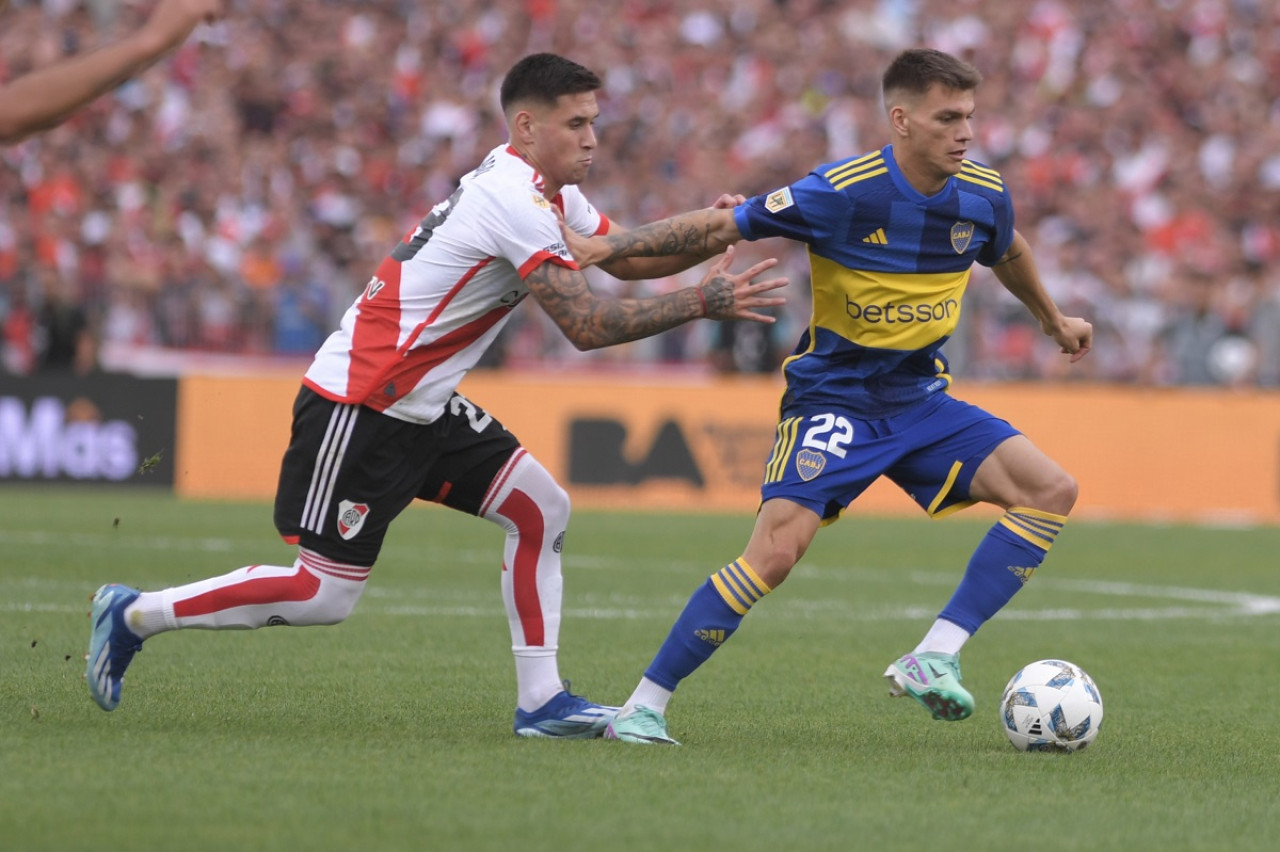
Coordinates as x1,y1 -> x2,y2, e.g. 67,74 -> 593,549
0,0 -> 223,145
85,53 -> 786,737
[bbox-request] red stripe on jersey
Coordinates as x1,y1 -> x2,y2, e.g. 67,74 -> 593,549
337,255 -> 495,404
594,214 -> 611,236
494,487 -> 546,646
519,251 -> 576,279
172,566 -> 322,617
344,255 -> 405,401
365,303 -> 512,411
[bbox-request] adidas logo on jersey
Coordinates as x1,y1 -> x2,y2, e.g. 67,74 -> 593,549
862,228 -> 888,245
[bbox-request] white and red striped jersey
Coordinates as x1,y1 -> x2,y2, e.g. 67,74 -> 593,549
303,143 -> 610,423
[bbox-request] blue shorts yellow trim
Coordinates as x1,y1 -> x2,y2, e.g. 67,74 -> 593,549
760,393 -> 1019,523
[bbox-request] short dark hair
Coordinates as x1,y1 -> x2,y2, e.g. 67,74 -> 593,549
882,48 -> 982,100
500,53 -> 602,115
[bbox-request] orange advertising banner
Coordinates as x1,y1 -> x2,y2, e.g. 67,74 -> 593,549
176,373 -> 1280,526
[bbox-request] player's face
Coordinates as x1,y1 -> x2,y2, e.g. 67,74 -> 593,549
525,91 -> 599,193
893,83 -> 975,193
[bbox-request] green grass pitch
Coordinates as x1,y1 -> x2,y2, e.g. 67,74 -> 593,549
3,487 -> 1278,851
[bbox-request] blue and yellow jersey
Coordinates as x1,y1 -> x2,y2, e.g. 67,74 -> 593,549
733,144 -> 1014,418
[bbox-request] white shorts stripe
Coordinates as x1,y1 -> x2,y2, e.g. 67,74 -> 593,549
302,404 -> 358,534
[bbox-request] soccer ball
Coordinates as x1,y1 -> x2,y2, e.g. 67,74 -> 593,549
1000,659 -> 1103,753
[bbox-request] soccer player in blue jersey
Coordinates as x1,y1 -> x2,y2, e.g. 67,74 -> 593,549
564,48 -> 1093,744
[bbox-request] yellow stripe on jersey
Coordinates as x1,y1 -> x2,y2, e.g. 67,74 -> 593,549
764,416 -> 802,484
958,163 -> 1004,193
823,151 -> 882,183
809,253 -> 971,351
957,173 -> 1004,192
832,165 -> 889,190
962,160 -> 1003,181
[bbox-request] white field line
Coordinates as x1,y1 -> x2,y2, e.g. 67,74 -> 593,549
5,529 -> 1278,622
7,573 -> 1279,622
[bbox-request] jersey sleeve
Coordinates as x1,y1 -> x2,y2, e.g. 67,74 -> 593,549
481,186 -> 580,278
560,186 -> 610,237
732,172 -> 833,246
975,186 -> 1015,267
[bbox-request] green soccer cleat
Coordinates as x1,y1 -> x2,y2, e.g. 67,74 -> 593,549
884,651 -> 975,721
604,705 -> 680,745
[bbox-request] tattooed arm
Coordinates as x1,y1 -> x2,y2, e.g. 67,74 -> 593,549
568,208 -> 744,273
525,244 -> 786,351
592,202 -> 746,280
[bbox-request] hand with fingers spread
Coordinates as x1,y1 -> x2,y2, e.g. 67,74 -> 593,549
693,245 -> 787,323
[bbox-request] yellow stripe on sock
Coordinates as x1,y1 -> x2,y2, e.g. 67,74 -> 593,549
999,506 -> 1068,551
710,558 -> 772,615
711,573 -> 750,615
725,559 -> 771,598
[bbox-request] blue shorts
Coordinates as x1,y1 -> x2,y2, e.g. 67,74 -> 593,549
760,394 -> 1019,522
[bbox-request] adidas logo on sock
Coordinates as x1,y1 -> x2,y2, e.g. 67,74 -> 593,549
694,628 -> 726,646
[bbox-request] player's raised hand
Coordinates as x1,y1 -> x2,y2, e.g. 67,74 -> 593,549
696,244 -> 787,323
141,0 -> 225,54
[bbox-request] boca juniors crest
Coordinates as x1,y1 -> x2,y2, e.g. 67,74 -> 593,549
950,221 -> 975,254
795,449 -> 826,481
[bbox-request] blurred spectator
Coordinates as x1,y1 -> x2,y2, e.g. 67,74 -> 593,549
0,0 -> 1278,387
33,265 -> 96,373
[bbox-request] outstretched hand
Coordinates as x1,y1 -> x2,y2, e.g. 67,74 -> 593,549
696,245 -> 787,323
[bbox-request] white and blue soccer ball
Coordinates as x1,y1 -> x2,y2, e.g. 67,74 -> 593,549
1000,659 -> 1103,753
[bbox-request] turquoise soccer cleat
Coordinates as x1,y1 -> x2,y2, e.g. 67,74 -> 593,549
603,705 -> 680,745
884,651 -> 975,721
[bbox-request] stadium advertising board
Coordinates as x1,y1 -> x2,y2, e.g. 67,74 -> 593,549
173,373 -> 1280,526
0,373 -> 177,487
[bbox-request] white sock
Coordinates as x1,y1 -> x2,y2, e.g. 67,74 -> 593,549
481,450 -> 571,713
623,677 -> 674,716
514,648 -> 562,712
912,618 -> 971,656
123,592 -> 170,640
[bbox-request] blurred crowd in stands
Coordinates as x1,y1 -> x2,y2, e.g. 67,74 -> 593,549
2,0 -> 1279,386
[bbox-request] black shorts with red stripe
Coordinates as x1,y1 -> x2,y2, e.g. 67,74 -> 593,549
273,386 -> 519,565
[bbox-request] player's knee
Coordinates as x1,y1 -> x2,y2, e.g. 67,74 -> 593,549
305,577 -> 365,625
1034,469 -> 1078,516
749,540 -> 806,588
510,456 -> 571,530
540,478 -> 571,529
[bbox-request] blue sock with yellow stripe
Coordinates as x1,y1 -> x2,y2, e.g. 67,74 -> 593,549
643,559 -> 771,691
938,507 -> 1066,634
